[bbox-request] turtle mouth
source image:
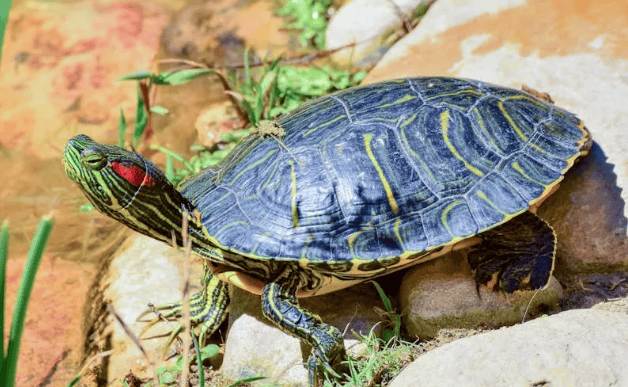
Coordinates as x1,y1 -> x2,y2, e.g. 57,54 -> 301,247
63,137 -> 85,183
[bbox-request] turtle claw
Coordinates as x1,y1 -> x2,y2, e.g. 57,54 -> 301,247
135,271 -> 230,355
307,348 -> 345,387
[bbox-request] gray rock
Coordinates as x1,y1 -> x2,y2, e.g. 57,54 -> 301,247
366,0 -> 628,271
101,235 -> 204,380
389,309 -> 628,387
592,295 -> 628,314
223,313 -> 307,385
326,0 -> 433,65
222,283 -> 385,385
400,252 -> 562,339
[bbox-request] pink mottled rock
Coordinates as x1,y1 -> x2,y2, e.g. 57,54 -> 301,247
0,1 -> 172,159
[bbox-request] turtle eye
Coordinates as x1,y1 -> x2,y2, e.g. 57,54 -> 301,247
82,148 -> 107,171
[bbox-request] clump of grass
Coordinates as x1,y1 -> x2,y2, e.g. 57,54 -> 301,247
225,50 -> 367,125
118,68 -> 214,148
372,281 -> 402,342
324,331 -> 423,387
277,0 -> 333,49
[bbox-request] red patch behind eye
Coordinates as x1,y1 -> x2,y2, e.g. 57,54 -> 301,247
110,162 -> 155,186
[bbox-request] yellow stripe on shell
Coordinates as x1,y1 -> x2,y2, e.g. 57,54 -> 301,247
225,149 -> 277,186
393,218 -> 405,250
476,190 -> 508,216
399,115 -> 441,189
440,199 -> 462,237
497,100 -> 529,142
511,161 -> 543,185
363,133 -> 399,215
379,94 -> 416,108
440,109 -> 484,177
288,160 -> 299,228
305,115 -> 346,136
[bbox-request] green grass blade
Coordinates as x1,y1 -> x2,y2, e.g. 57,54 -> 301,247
165,155 -> 175,182
373,280 -> 402,340
132,84 -> 148,148
191,334 -> 204,387
220,129 -> 251,143
118,108 -> 127,148
1,221 -> 9,365
228,376 -> 267,387
254,85 -> 264,124
372,281 -> 392,311
149,145 -> 193,171
118,70 -> 153,81
4,215 -> 54,387
155,69 -> 213,85
65,374 -> 81,387
240,99 -> 256,126
150,105 -> 169,115
244,49 -> 251,89
0,0 -> 13,73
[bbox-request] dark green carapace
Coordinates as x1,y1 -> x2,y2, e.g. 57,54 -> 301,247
63,77 -> 590,385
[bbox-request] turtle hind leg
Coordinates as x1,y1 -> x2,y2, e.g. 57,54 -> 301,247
261,268 -> 346,386
468,211 -> 556,293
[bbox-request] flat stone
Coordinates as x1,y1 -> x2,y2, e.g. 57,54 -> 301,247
366,0 -> 628,271
400,252 -> 562,339
326,0 -> 433,65
389,309 -> 628,387
222,282 -> 384,386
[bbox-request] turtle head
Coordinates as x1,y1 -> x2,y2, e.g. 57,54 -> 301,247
63,134 -> 195,243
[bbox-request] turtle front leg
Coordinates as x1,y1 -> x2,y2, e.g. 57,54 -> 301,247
139,266 -> 230,349
261,271 -> 346,386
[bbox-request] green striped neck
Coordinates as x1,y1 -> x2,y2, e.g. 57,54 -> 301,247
63,135 -> 205,248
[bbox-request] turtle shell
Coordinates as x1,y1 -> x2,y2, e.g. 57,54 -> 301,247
180,77 -> 589,276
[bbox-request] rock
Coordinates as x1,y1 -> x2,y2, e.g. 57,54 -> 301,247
366,0 -> 628,271
592,295 -> 628,314
326,0 -> 433,66
538,142 -> 627,272
400,252 -> 562,339
222,313 -> 308,384
559,271 -> 628,310
160,0 -> 287,64
161,2 -> 246,66
87,234 -> 204,382
0,1 -> 171,159
389,309 -> 628,387
222,283 -> 384,385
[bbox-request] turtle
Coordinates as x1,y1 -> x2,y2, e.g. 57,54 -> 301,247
63,77 -> 591,385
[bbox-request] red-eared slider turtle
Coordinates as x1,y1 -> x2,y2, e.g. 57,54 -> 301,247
63,77 -> 591,384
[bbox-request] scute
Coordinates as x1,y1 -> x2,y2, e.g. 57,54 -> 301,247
180,77 -> 588,273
